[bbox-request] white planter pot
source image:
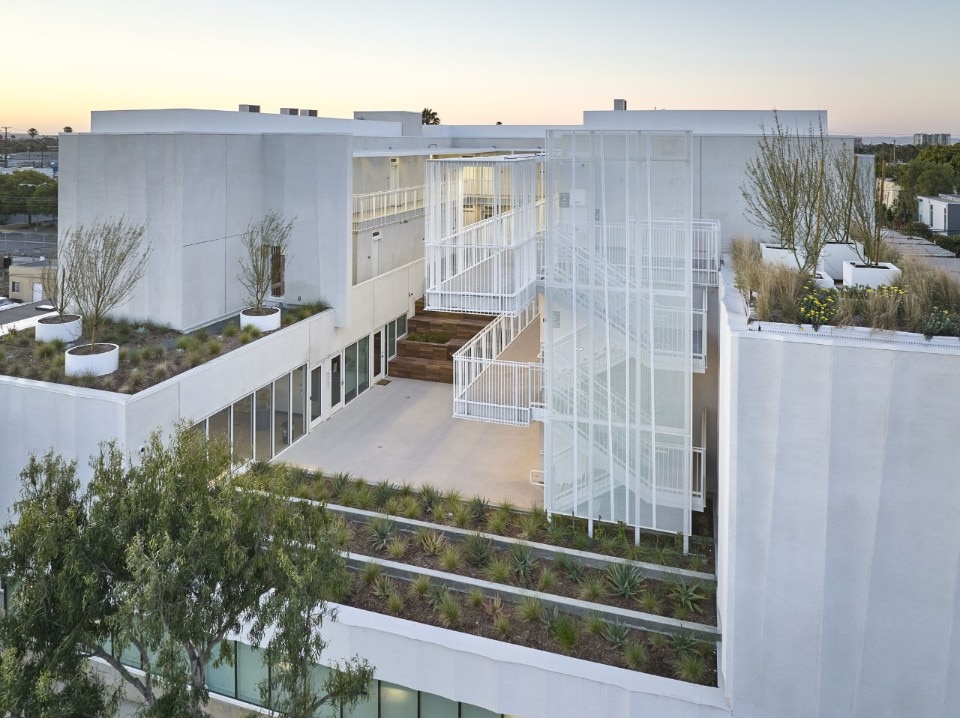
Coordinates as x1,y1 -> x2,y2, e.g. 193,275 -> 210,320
842,261 -> 901,289
761,244 -> 799,269
819,242 -> 863,281
813,273 -> 835,291
65,343 -> 119,377
35,314 -> 82,343
240,307 -> 281,332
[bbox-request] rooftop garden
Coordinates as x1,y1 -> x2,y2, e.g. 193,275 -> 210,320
0,303 -> 328,393
732,239 -> 960,338
279,467 -> 719,687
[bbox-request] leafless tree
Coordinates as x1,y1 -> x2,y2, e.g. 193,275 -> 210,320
238,211 -> 294,312
39,240 -> 76,321
67,218 -> 151,347
742,113 -> 833,275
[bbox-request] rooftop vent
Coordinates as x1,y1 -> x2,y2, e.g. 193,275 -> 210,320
613,99 -> 627,111
239,104 -> 261,113
300,109 -> 318,117
280,108 -> 299,116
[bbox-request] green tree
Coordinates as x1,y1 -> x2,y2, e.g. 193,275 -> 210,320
0,426 -> 373,717
0,169 -> 53,225
421,108 -> 440,125
890,159 -> 958,221
917,144 -> 960,177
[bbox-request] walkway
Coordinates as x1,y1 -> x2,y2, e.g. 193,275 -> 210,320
277,377 -> 543,507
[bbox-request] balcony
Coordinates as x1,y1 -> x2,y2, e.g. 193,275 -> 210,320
352,185 -> 425,233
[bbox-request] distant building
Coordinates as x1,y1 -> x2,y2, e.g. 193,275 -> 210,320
913,132 -> 951,146
917,193 -> 960,234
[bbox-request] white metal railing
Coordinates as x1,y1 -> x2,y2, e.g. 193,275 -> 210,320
693,287 -> 707,373
453,302 -> 542,425
692,219 -> 721,287
425,199 -> 545,315
353,185 -> 425,232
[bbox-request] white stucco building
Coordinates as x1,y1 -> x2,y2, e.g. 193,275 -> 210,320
1,104 -> 958,718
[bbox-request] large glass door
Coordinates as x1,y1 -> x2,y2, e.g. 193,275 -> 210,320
373,330 -> 383,379
331,355 -> 343,411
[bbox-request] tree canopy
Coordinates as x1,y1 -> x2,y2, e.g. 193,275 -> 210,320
421,108 -> 440,125
0,426 -> 372,717
0,170 -> 57,223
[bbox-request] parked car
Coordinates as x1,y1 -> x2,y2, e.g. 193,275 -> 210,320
0,297 -> 20,312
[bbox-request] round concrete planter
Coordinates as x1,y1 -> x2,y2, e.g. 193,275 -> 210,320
240,307 -> 281,332
35,314 -> 82,343
65,343 -> 119,377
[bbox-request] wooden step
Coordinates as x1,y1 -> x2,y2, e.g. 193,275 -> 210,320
388,356 -> 453,384
397,337 -> 468,361
407,316 -> 491,341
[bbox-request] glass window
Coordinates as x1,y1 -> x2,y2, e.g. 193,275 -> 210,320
388,321 -> 397,359
236,643 -> 269,706
292,365 -> 307,439
205,641 -> 236,699
380,682 -> 417,718
345,343 -> 358,403
232,395 -> 253,463
310,665 -> 338,718
118,641 -> 141,669
357,336 -> 370,394
374,330 -> 383,377
331,355 -> 342,407
255,385 -> 273,461
209,406 -> 231,445
461,705 -> 500,718
310,366 -> 322,422
189,419 -> 207,439
344,680 -> 379,718
397,313 -> 407,337
274,373 -> 291,452
421,691 -> 458,718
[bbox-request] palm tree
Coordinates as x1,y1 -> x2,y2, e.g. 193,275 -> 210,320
27,128 -> 38,165
421,108 -> 440,125
63,127 -> 73,133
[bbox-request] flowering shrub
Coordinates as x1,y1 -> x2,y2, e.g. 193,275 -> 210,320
923,307 -> 956,339
798,284 -> 837,330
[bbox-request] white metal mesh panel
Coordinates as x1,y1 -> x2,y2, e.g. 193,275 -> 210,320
544,131 -> 693,536
425,156 -> 544,315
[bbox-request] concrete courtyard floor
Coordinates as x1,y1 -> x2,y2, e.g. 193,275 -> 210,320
277,377 -> 543,507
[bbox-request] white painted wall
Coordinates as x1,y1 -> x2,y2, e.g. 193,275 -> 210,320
58,132 -> 353,331
91,109 -> 402,137
717,267 -> 960,718
322,605 -> 731,718
583,110 -> 828,135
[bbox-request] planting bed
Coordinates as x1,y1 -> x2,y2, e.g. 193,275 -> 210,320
291,471 -> 716,573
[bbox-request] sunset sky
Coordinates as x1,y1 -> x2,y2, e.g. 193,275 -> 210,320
5,0 -> 958,138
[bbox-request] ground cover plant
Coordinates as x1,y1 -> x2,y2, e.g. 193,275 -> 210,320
0,302 -> 329,393
340,557 -> 717,686
290,470 -> 715,573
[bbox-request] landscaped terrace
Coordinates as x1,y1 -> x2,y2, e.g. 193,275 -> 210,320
281,468 -> 719,687
0,302 -> 328,393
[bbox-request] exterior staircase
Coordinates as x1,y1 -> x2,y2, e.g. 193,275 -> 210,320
388,299 -> 491,384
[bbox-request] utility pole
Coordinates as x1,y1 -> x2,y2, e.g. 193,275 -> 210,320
1,126 -> 9,168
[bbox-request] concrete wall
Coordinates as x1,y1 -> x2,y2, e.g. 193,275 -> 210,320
583,110 -> 828,135
717,268 -> 960,718
91,109 -> 402,137
354,219 -> 424,284
59,132 -> 353,332
323,605 -> 731,718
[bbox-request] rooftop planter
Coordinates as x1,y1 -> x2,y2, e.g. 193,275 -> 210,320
240,306 -> 281,332
733,239 -> 960,338
35,314 -> 82,343
841,260 -> 901,289
0,303 -> 329,392
289,469 -> 715,573
65,342 -> 118,377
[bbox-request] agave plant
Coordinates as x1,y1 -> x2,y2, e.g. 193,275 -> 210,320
606,563 -> 643,599
510,543 -> 537,584
367,517 -> 395,552
602,621 -> 630,650
464,533 -> 494,568
668,581 -> 706,616
418,484 -> 444,516
468,495 -> 489,525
